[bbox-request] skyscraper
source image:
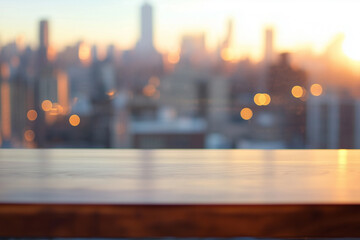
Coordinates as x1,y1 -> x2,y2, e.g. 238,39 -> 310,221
39,20 -> 49,49
38,20 -> 49,67
137,2 -> 154,51
264,28 -> 274,65
258,27 -> 275,92
222,18 -> 233,49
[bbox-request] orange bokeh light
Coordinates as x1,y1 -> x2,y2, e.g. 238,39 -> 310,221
41,100 -> 52,111
24,130 -> 35,142
310,83 -> 323,96
27,110 -> 38,121
69,114 -> 80,127
291,86 -> 304,98
240,107 -> 253,120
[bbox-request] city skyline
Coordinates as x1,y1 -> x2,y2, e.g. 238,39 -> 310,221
2,0 -> 360,61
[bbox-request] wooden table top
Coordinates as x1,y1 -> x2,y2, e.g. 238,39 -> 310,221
1,149 -> 360,238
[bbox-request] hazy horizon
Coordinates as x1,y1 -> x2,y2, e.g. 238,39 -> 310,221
2,0 -> 360,61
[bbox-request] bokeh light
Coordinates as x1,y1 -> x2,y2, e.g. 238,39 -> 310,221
69,114 -> 80,126
240,107 -> 253,120
41,100 -> 52,111
27,110 -> 37,121
24,130 -> 35,142
254,93 -> 271,106
310,83 -> 323,96
291,86 -> 304,98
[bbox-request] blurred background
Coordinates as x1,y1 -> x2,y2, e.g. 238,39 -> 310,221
1,0 -> 360,149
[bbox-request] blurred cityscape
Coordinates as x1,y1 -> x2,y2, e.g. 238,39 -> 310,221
1,2 -> 360,149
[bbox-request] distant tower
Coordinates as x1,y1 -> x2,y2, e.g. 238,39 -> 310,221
258,27 -> 274,92
137,2 -> 154,51
38,20 -> 49,66
264,27 -> 274,65
39,20 -> 49,48
222,18 -> 233,49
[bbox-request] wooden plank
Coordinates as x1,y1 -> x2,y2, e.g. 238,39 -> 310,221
1,204 -> 360,238
0,149 -> 360,237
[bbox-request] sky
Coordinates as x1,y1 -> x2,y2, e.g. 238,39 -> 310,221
1,0 -> 360,60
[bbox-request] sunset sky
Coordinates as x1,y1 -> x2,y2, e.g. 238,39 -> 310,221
1,0 -> 360,60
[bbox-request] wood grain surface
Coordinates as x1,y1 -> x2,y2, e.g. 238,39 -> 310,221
0,149 -> 360,237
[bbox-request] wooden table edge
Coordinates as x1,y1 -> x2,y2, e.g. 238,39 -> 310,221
1,203 -> 360,238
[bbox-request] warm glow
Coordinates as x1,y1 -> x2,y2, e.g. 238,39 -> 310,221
1,64 -> 10,79
254,93 -> 271,106
310,83 -> 323,96
41,100 -> 52,111
240,107 -> 253,120
291,86 -> 304,98
143,84 -> 156,97
107,89 -> 116,98
343,34 -> 360,61
168,52 -> 180,64
27,110 -> 38,121
24,130 -> 35,142
149,76 -> 160,86
221,48 -> 236,61
57,71 -> 69,113
69,114 -> 80,126
49,103 -> 63,116
338,149 -> 347,166
78,43 -> 91,64
1,81 -> 11,139
47,45 -> 57,61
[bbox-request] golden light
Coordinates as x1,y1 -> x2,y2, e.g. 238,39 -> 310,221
149,76 -> 160,86
221,48 -> 235,61
78,43 -> 91,64
41,100 -> 52,111
240,107 -> 253,120
69,114 -> 80,127
254,93 -> 265,106
168,52 -> 180,64
49,103 -> 63,116
27,110 -> 37,121
47,46 -> 57,61
254,93 -> 271,106
310,83 -> 323,96
291,86 -> 304,98
143,84 -> 156,97
57,71 -> 69,114
24,130 -> 35,142
343,33 -> 360,61
107,89 -> 116,98
263,94 -> 271,105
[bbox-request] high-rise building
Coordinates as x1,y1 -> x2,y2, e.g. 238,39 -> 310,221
38,20 -> 49,66
258,27 -> 275,92
222,18 -> 233,49
264,28 -> 274,65
137,2 -> 154,51
39,20 -> 49,49
307,92 -> 360,149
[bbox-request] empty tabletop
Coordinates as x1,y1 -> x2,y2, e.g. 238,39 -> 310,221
0,149 -> 360,237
